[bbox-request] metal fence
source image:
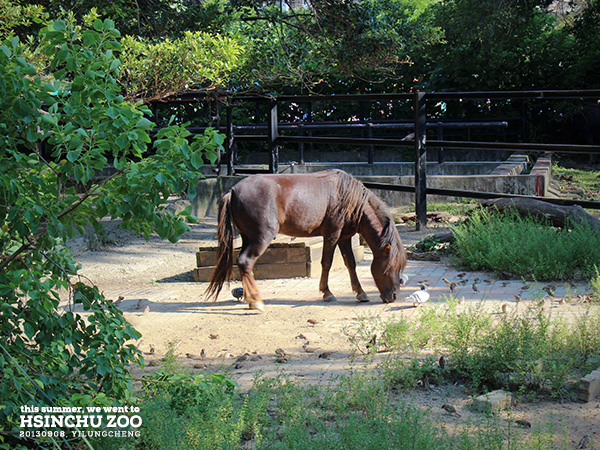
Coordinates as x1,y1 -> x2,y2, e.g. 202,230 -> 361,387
155,90 -> 600,228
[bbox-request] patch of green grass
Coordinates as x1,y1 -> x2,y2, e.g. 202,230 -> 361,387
591,266 -> 600,301
426,201 -> 478,215
451,208 -> 600,280
247,374 -> 507,450
106,308 -> 600,450
553,164 -> 600,202
373,298 -> 600,399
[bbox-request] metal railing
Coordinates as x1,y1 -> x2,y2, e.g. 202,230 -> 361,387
155,90 -> 600,228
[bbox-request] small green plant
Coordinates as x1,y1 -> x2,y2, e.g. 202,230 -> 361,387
382,309 -> 443,354
345,295 -> 600,399
343,313 -> 385,359
590,265 -> 600,301
379,355 -> 446,391
414,234 -> 444,252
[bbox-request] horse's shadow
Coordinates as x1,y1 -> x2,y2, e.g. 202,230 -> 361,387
156,271 -> 195,283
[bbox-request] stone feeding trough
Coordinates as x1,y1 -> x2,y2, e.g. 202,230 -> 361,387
193,235 -> 363,282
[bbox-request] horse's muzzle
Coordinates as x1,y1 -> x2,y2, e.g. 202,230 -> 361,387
381,290 -> 398,303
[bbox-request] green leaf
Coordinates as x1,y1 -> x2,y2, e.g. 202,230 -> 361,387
82,30 -> 97,47
24,322 -> 35,339
116,134 -> 129,149
135,117 -> 154,130
105,106 -> 119,119
213,133 -> 225,146
73,164 -> 84,181
191,151 -> 204,170
53,20 -> 67,31
67,150 -> 80,162
1,44 -> 12,58
109,59 -> 120,72
13,98 -> 32,120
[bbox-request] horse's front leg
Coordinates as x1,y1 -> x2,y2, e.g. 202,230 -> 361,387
338,237 -> 369,302
319,237 -> 339,302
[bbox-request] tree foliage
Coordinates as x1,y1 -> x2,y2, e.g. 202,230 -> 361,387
568,0 -> 600,88
0,15 -> 221,448
423,0 -> 578,91
120,31 -> 246,102
10,0 -> 600,97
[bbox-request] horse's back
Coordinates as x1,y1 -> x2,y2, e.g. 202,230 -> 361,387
229,171 -> 340,238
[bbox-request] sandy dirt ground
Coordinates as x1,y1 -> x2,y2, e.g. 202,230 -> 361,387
62,213 -> 600,448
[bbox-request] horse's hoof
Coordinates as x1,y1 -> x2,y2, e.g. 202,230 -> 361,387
356,293 -> 370,302
323,294 -> 337,303
249,301 -> 264,312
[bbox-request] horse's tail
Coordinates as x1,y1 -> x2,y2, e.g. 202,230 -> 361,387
205,192 -> 235,303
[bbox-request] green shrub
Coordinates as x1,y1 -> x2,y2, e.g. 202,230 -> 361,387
0,16 -> 222,449
452,209 -> 600,280
137,364 -> 255,450
252,374 -> 475,450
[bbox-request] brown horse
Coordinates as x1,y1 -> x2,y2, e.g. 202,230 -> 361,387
205,169 -> 407,311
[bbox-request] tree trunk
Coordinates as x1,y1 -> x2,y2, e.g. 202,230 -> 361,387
482,198 -> 600,232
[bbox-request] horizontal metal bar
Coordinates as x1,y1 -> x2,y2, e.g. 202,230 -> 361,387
362,182 -> 415,193
233,90 -> 600,103
275,93 -> 414,102
278,136 -> 595,151
178,128 -> 599,153
426,90 -> 600,101
429,140 -> 600,154
362,182 -> 600,209
232,168 -> 272,174
278,136 -> 413,147
232,135 -> 267,142
233,121 -> 508,131
155,89 -> 600,104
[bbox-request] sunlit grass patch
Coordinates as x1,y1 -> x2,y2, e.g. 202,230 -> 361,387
451,208 -> 600,280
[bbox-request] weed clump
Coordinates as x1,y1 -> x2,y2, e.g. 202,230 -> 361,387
452,208 -> 600,281
375,299 -> 600,399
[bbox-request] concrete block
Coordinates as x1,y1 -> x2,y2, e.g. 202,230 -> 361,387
473,390 -> 515,413
579,368 -> 600,402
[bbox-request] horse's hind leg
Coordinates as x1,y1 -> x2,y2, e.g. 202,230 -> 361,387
339,237 -> 369,302
237,237 -> 271,312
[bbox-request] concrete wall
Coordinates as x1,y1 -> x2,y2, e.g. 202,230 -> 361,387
192,176 -> 244,218
240,149 -> 514,164
192,153 -> 552,216
286,161 -> 501,176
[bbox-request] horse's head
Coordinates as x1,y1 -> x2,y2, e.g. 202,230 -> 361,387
370,243 -> 407,303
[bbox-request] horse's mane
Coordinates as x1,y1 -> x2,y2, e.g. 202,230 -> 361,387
366,193 -> 405,275
330,170 -> 370,230
326,170 -> 405,275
